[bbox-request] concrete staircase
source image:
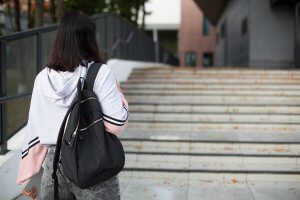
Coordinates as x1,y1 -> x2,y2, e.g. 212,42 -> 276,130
119,67 -> 300,199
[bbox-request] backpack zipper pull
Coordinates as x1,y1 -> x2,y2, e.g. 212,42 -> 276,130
68,132 -> 76,145
68,121 -> 79,146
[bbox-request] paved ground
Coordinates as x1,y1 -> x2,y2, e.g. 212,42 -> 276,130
118,67 -> 300,200
119,172 -> 300,200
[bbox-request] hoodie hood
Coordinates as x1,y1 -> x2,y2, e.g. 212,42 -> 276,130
40,62 -> 93,107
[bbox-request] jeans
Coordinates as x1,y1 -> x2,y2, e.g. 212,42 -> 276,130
40,146 -> 121,200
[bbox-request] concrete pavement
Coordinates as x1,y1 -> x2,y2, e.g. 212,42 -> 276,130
118,67 -> 300,200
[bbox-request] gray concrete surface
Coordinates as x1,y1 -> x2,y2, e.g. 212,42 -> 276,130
119,67 -> 300,200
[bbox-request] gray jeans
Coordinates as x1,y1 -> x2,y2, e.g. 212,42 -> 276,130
40,146 -> 121,200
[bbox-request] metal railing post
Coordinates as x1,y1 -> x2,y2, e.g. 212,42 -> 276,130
153,29 -> 160,62
36,31 -> 42,72
295,2 -> 300,67
104,15 -> 108,61
0,40 -> 8,154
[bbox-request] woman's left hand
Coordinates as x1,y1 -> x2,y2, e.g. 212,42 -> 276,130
22,187 -> 37,199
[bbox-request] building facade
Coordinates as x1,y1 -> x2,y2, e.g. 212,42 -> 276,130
179,0 -> 216,67
195,0 -> 300,68
140,0 -> 181,60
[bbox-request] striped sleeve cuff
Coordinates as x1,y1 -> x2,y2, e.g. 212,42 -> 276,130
103,106 -> 129,126
21,136 -> 40,159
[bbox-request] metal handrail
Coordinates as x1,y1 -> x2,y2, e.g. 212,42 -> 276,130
0,31 -> 135,106
0,24 -> 58,41
102,32 -> 135,54
111,32 -> 135,52
0,30 -> 135,106
0,93 -> 31,104
0,30 -> 135,107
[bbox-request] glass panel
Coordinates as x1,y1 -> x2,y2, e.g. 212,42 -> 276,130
7,96 -> 30,138
185,52 -> 196,67
241,17 -> 248,36
203,17 -> 210,36
95,16 -> 108,60
6,36 -> 37,96
203,53 -> 213,67
41,30 -> 57,67
106,15 -> 116,58
221,23 -> 226,39
95,17 -> 106,50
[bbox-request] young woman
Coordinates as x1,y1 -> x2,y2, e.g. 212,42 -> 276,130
16,11 -> 129,199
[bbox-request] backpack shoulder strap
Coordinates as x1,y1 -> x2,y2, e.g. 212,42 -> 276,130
85,63 -> 102,90
52,104 -> 75,200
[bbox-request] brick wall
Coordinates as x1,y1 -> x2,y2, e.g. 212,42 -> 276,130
179,0 -> 216,66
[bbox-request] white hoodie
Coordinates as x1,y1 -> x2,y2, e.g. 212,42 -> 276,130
16,61 -> 129,184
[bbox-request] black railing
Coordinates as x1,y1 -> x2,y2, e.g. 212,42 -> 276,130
0,13 -> 178,154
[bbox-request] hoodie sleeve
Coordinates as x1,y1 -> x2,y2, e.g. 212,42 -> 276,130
94,65 -> 129,134
16,74 -> 48,185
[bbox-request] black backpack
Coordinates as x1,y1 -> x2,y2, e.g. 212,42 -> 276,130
52,63 -> 125,200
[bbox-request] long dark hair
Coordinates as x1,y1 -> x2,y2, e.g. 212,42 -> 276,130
48,11 -> 102,72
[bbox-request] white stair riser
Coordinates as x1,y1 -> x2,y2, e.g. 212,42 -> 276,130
119,171 -> 300,182
127,122 -> 300,131
132,69 -> 300,75
129,74 -> 300,79
124,89 -> 300,96
129,105 -> 300,114
125,154 -> 300,171
128,113 -> 300,123
126,95 -> 300,105
121,83 -> 300,90
122,141 -> 300,155
126,78 -> 300,84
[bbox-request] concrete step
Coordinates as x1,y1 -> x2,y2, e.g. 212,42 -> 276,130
132,68 -> 300,75
127,122 -> 300,131
122,140 -> 300,156
119,67 -> 300,199
121,83 -> 300,90
126,78 -> 300,84
119,171 -> 300,200
124,153 -> 300,173
120,130 -> 300,144
129,73 -> 300,79
129,113 -> 300,124
129,74 -> 300,81
123,89 -> 300,96
129,105 -> 300,115
126,95 -> 300,106
120,171 -> 300,184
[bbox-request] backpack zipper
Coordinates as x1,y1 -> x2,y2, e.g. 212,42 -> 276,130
79,118 -> 103,131
80,97 -> 97,104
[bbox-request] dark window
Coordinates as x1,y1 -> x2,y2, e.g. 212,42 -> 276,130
203,17 -> 210,36
185,51 -> 197,67
203,53 -> 213,67
221,23 -> 226,39
241,17 -> 248,36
